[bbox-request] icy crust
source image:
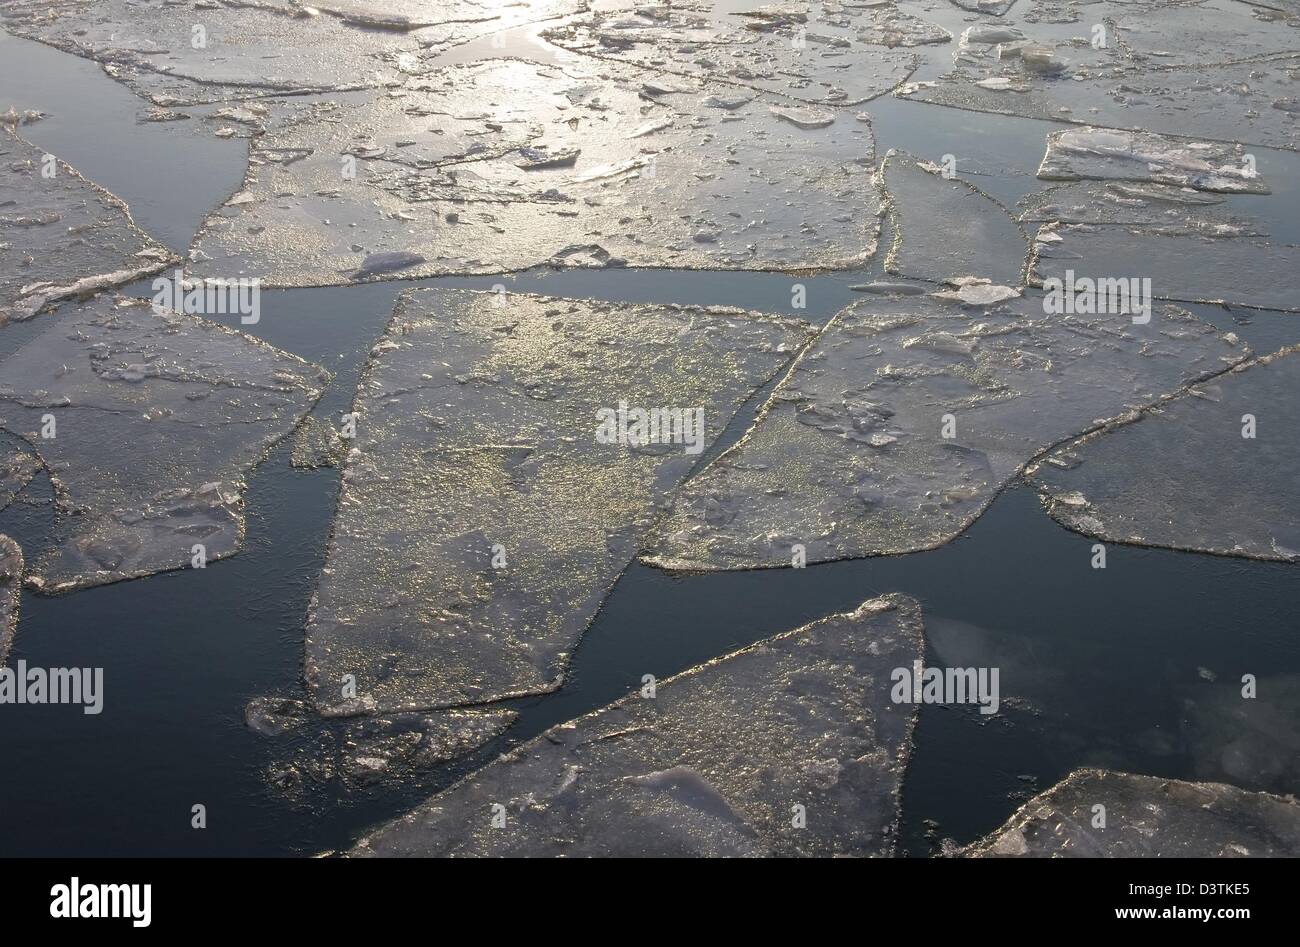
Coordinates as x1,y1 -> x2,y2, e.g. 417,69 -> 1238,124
305,288 -> 812,715
539,1 -> 931,108
348,595 -> 923,857
187,58 -> 884,288
640,295 -> 1247,571
1018,180 -> 1265,233
1,129 -> 176,322
1038,127 -> 1269,194
0,535 -> 20,664
0,448 -> 41,512
904,0 -> 1300,153
290,414 -> 347,469
1028,347 -> 1300,561
879,151 -> 1028,286
966,769 -> 1300,857
0,295 -> 328,593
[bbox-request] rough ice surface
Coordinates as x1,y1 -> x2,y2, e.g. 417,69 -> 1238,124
189,58 -> 884,287
1031,224 -> 1300,312
903,0 -> 1300,153
880,150 -> 1028,285
641,295 -> 1246,570
0,535 -> 20,664
1029,347 -> 1300,561
540,1 -> 925,108
0,448 -> 41,512
305,287 -> 811,714
1018,180 -> 1265,233
291,415 -> 348,470
0,295 -> 328,593
1,129 -> 175,321
966,769 -> 1300,857
349,595 -> 923,857
1181,674 -> 1300,795
1037,127 -> 1269,194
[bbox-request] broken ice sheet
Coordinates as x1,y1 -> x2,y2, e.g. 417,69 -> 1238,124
305,288 -> 811,715
0,447 -> 41,512
1030,224 -> 1300,312
348,594 -> 922,857
1037,127 -> 1269,194
540,1 -> 926,107
966,768 -> 1300,857
1018,180 -> 1266,234
290,414 -> 348,469
1028,347 -> 1300,561
1,129 -> 175,322
189,58 -> 884,287
640,294 -> 1247,570
0,294 -> 328,593
879,150 -> 1028,285
0,535 -> 20,664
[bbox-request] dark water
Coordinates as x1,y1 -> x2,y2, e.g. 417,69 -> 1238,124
2,29 -> 1299,857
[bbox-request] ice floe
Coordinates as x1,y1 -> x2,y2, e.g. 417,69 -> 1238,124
1,129 -> 175,322
0,447 -> 40,512
188,58 -> 884,287
349,594 -> 923,856
0,535 -> 20,664
305,287 -> 811,714
1037,127 -> 1269,194
641,294 -> 1247,570
1029,346 -> 1300,560
0,294 -> 328,592
966,768 -> 1300,857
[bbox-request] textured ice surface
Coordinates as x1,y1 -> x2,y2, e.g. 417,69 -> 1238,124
291,415 -> 348,469
1037,127 -> 1269,194
641,295 -> 1246,570
966,768 -> 1300,857
189,58 -> 884,287
1018,180 -> 1264,233
540,1 -> 925,107
1029,347 -> 1300,560
880,151 -> 1028,285
1181,674 -> 1300,795
1031,225 -> 1300,312
0,295 -> 328,593
0,448 -> 40,512
1,129 -> 175,321
0,535 -> 20,664
349,594 -> 923,857
305,287 -> 811,714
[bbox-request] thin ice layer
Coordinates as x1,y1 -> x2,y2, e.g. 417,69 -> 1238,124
540,1 -> 923,107
1030,225 -> 1300,312
1018,180 -> 1264,233
0,535 -> 20,664
1,129 -> 175,321
0,295 -> 328,593
0,448 -> 41,512
641,295 -> 1246,570
966,768 -> 1300,857
880,151 -> 1027,285
349,594 -> 923,857
1180,674 -> 1300,795
1029,347 -> 1300,561
1037,127 -> 1268,194
305,288 -> 811,714
189,58 -> 884,287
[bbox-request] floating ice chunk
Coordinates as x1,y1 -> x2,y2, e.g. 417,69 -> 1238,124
930,278 -> 1021,305
245,696 -> 313,738
880,151 -> 1027,286
0,448 -> 41,512
0,535 -> 20,664
1018,180 -> 1262,233
768,105 -> 835,129
349,595 -> 923,857
1029,347 -> 1300,560
349,251 -> 427,280
305,288 -> 811,714
1038,127 -> 1270,194
0,295 -> 328,593
855,4 -> 951,47
966,769 -> 1300,857
190,60 -> 884,286
1,129 -> 175,321
948,0 -> 1018,15
291,415 -> 348,470
640,296 -> 1246,570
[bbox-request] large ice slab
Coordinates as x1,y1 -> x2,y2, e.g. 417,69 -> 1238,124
641,295 -> 1246,570
1018,180 -> 1265,233
0,448 -> 40,512
0,295 -> 328,593
305,287 -> 811,714
1029,347 -> 1300,561
1,129 -> 175,322
966,768 -> 1300,857
540,1 -> 926,107
349,594 -> 923,857
0,535 -> 20,664
880,151 -> 1028,285
189,58 -> 884,287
